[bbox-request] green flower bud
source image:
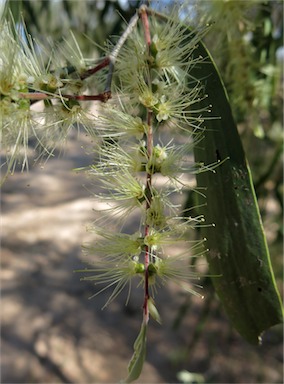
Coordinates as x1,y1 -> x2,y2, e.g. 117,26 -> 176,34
148,262 -> 158,276
134,263 -> 145,274
37,74 -> 63,92
148,297 -> 162,324
149,39 -> 158,58
146,144 -> 168,174
146,196 -> 167,228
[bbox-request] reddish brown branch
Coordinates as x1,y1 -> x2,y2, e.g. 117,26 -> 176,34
19,92 -> 53,100
140,6 -> 153,325
18,10 -> 143,105
80,57 -> 110,81
62,91 -> 112,102
139,6 -> 151,47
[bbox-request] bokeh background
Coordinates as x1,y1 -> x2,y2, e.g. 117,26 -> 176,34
1,1 -> 283,383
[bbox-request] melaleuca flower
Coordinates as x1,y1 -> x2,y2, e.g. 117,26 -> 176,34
84,227 -> 143,261
56,31 -> 89,76
88,166 -> 147,224
147,140 -> 226,182
146,141 -> 199,181
79,235 -> 207,309
145,194 -> 169,228
2,105 -> 36,176
148,18 -> 209,79
89,141 -> 146,174
95,104 -> 147,140
40,99 -> 96,151
79,258 -> 145,309
147,249 -> 205,298
16,27 -> 62,95
143,227 -> 202,252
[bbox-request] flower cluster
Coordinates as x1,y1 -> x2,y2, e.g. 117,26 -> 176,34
79,10 -> 212,322
0,14 -> 96,182
1,5 -> 217,380
1,4 -> 212,324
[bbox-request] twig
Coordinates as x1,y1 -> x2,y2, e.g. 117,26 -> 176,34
104,10 -> 140,93
140,4 -> 153,326
80,57 -> 110,81
18,9 -> 142,104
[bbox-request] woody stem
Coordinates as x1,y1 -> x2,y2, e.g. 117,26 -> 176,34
140,6 -> 153,325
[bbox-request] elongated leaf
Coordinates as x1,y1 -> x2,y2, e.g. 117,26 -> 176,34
123,323 -> 147,383
187,30 -> 283,343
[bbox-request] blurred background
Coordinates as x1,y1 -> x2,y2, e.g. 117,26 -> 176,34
1,1 -> 283,383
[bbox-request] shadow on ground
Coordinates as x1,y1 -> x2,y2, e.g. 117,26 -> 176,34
1,133 -> 283,384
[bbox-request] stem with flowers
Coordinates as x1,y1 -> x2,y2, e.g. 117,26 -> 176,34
0,4 -> 217,382
141,6 -> 153,326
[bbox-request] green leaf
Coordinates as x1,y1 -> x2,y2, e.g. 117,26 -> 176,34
188,30 -> 283,343
123,323 -> 147,383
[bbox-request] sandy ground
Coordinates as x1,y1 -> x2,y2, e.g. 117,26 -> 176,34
1,132 -> 283,384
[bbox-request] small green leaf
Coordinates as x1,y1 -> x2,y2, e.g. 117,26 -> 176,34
148,297 -> 162,324
123,323 -> 147,383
